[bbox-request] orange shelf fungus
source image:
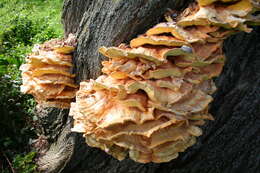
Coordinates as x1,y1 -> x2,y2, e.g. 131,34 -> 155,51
20,34 -> 78,108
69,0 -> 260,163
177,0 -> 259,32
12,0 -> 253,163
69,0 -> 259,163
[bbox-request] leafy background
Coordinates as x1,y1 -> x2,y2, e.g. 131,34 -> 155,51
0,0 -> 63,172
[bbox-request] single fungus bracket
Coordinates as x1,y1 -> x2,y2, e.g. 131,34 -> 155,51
20,34 -> 78,108
69,0 -> 260,163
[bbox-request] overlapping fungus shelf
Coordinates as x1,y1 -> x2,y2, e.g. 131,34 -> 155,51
20,34 -> 78,108
69,0 -> 259,163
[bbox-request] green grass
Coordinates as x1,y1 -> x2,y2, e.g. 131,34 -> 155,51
0,0 -> 63,35
0,0 -> 64,172
0,0 -> 63,74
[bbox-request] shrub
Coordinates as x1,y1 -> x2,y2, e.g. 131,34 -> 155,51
0,15 -> 60,75
13,152 -> 38,173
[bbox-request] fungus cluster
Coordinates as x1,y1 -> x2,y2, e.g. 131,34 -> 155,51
20,34 -> 77,108
19,0 -> 259,163
69,0 -> 259,163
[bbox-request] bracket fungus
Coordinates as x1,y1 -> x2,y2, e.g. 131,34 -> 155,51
68,0 -> 260,163
69,0 -> 260,163
16,0 -> 259,163
20,34 -> 78,108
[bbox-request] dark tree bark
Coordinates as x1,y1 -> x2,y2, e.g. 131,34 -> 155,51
36,0 -> 260,173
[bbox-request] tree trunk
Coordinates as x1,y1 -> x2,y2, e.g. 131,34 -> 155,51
36,0 -> 260,173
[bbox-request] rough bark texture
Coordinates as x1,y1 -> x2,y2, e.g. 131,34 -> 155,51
36,0 -> 260,173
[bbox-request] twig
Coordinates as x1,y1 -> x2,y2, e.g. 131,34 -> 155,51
1,151 -> 15,173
